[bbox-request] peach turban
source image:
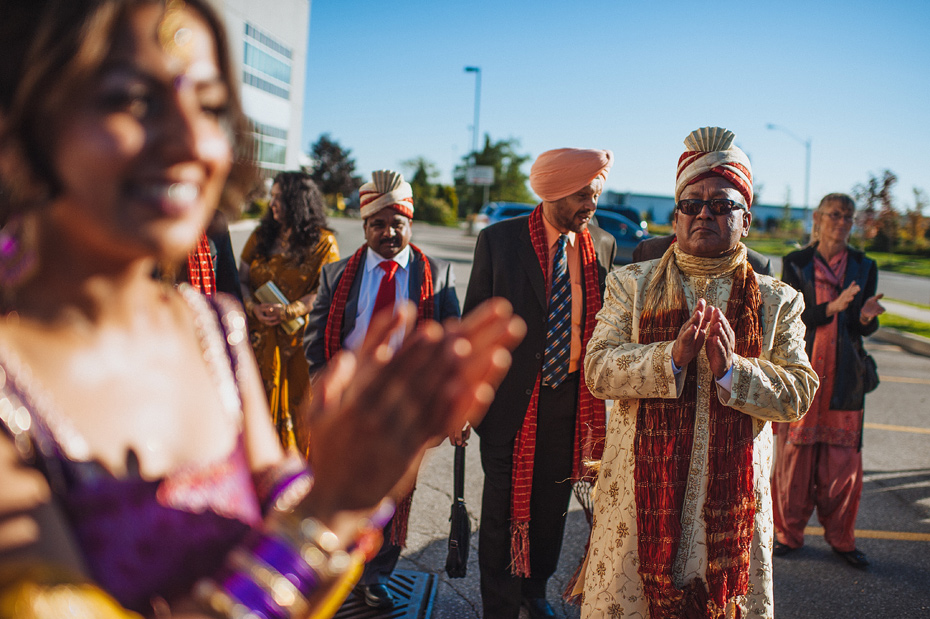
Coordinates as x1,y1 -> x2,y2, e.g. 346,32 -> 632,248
529,148 -> 614,202
675,127 -> 753,208
359,170 -> 414,219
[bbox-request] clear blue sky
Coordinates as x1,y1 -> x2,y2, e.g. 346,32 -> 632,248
303,0 -> 929,209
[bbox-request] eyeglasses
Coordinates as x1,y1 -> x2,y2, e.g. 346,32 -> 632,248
823,211 -> 854,223
676,198 -> 746,216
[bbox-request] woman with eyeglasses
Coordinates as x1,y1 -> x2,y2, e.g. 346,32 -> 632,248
773,193 -> 885,569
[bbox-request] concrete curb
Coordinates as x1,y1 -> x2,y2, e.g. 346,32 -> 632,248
871,327 -> 930,358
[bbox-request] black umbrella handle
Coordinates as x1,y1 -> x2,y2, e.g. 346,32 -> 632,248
453,444 -> 466,500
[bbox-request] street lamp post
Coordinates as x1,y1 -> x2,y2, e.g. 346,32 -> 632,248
464,66 -> 481,158
767,123 -> 812,232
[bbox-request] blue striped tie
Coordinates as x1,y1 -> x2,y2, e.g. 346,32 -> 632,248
542,235 -> 571,387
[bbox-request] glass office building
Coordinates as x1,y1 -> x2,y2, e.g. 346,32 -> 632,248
210,0 -> 310,178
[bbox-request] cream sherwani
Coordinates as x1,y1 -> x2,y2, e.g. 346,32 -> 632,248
580,258 -> 818,619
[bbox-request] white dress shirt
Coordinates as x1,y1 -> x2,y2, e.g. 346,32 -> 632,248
343,245 -> 412,352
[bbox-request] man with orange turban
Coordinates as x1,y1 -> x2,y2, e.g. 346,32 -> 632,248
580,128 -> 818,618
464,148 -> 617,619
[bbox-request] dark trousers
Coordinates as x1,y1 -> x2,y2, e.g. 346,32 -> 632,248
359,514 -> 401,586
478,373 -> 578,619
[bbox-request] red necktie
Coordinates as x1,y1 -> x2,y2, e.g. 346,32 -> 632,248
372,260 -> 399,318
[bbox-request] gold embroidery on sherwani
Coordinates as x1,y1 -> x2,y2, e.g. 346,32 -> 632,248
672,273 -> 720,587
580,256 -> 819,619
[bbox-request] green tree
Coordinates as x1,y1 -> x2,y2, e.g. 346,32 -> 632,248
401,157 -> 458,226
454,136 -> 534,215
306,134 -> 363,199
778,187 -> 801,236
903,188 -> 928,253
853,170 -> 898,252
402,157 -> 440,201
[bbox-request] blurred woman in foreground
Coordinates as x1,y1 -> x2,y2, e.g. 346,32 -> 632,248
0,1 -> 522,617
240,172 -> 339,450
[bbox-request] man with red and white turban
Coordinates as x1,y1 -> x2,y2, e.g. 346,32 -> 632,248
580,128 -> 818,618
632,128 -> 772,273
464,148 -> 617,619
303,170 -> 460,609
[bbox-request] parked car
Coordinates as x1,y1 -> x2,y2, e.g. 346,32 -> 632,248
592,211 -> 650,265
597,203 -> 648,233
470,202 -> 535,234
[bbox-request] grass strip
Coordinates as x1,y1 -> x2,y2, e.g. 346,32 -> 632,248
880,313 -> 930,340
885,298 -> 930,310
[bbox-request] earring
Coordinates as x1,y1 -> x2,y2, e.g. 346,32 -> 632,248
0,213 -> 38,290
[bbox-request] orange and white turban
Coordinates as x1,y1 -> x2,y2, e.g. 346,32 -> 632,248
359,170 -> 414,219
675,127 -> 753,208
529,148 -> 614,202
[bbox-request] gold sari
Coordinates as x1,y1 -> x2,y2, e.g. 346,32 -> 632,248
242,229 -> 339,450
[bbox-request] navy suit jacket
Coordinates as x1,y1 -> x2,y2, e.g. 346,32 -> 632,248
303,247 -> 460,374
463,215 -> 616,446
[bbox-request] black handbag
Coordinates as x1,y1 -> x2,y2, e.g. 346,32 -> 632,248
854,256 -> 880,395
861,347 -> 880,394
444,445 -> 471,578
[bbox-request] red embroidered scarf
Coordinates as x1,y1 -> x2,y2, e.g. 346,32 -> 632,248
509,206 -> 606,576
187,233 -> 215,296
321,242 -> 434,546
323,243 -> 434,361
635,259 -> 762,618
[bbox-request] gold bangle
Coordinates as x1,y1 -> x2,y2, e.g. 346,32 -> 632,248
192,580 -> 249,619
0,577 -> 144,619
306,556 -> 365,619
227,548 -> 309,617
284,300 -> 308,321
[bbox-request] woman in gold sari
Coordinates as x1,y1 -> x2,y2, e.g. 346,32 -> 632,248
239,172 -> 339,450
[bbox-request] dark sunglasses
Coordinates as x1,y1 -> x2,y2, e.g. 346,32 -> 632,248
677,198 -> 746,216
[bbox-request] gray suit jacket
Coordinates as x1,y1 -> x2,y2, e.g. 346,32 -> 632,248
303,246 -> 460,374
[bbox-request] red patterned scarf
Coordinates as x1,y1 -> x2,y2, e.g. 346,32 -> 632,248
635,249 -> 761,618
509,205 -> 606,576
323,243 -> 434,360
187,233 -> 215,296
321,242 -> 434,546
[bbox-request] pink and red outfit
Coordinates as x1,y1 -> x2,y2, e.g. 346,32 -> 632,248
775,244 -> 879,552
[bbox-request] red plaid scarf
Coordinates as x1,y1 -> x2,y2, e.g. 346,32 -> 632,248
323,243 -> 434,360
321,242 -> 434,546
635,259 -> 761,618
509,206 -> 606,576
186,233 -> 215,296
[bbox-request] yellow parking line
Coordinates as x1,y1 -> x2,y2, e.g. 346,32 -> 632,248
879,375 -> 930,385
863,422 -> 930,435
805,526 -> 930,542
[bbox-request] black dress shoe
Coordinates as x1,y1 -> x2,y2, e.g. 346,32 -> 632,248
833,547 -> 870,569
359,583 -> 395,609
773,540 -> 797,556
523,597 -> 556,619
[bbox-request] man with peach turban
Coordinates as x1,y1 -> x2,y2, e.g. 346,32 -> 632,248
579,128 -> 818,618
464,148 -> 617,619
